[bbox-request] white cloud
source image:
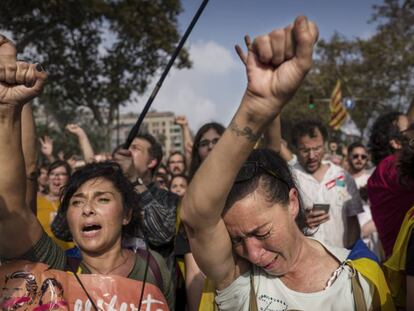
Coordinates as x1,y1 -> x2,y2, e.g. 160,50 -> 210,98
123,40 -> 245,131
189,41 -> 238,74
357,28 -> 375,40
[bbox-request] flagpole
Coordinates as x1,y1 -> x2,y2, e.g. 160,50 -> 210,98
124,0 -> 210,149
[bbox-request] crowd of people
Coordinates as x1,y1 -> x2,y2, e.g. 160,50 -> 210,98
0,15 -> 413,311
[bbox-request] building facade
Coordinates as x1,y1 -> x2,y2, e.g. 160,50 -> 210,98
113,110 -> 184,158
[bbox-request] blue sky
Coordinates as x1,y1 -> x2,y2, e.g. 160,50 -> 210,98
127,0 -> 383,131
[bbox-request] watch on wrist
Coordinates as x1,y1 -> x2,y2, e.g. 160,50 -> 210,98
132,177 -> 144,187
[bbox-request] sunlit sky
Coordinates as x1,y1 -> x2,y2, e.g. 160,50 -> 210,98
127,0 -> 383,131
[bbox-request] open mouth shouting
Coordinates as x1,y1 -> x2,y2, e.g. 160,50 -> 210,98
81,222 -> 102,238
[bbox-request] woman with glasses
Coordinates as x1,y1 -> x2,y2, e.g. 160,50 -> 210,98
188,122 -> 225,181
36,160 -> 74,250
181,17 -> 393,310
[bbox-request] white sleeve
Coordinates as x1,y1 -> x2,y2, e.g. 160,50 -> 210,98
215,271 -> 251,311
287,154 -> 298,166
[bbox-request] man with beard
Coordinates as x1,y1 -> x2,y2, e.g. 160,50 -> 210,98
290,120 -> 363,249
167,151 -> 186,176
347,142 -> 382,257
110,134 -> 179,277
347,142 -> 371,183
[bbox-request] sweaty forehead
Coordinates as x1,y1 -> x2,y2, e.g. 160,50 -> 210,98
223,192 -> 275,227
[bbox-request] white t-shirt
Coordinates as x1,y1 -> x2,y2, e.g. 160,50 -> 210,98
354,170 -> 372,226
353,171 -> 371,189
215,241 -> 373,311
292,161 -> 363,248
353,170 -> 383,259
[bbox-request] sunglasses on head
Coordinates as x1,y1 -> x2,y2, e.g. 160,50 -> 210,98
235,160 -> 290,189
352,154 -> 368,160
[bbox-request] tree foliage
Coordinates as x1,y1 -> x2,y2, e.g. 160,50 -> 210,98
282,0 -> 414,140
0,0 -> 191,150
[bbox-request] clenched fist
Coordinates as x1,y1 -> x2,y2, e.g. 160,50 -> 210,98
0,35 -> 46,106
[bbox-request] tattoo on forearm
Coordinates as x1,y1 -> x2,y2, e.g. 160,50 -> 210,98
229,121 -> 260,142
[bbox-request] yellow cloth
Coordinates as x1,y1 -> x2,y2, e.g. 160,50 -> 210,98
36,195 -> 74,250
175,201 -> 217,310
347,258 -> 396,310
384,206 -> 414,308
198,278 -> 217,311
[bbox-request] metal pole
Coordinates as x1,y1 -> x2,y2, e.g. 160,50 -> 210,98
124,0 -> 210,148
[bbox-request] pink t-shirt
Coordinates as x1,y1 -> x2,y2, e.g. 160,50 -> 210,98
367,153 -> 414,257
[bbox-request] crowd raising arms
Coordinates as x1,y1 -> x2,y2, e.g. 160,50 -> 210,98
0,14 -> 399,311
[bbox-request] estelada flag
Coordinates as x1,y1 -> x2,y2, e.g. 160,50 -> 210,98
329,80 -> 347,130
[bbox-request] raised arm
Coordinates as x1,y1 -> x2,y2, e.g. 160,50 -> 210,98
175,116 -> 193,170
264,116 -> 282,153
0,35 -> 47,258
66,123 -> 95,163
39,135 -> 55,163
181,16 -> 318,288
21,103 -> 38,214
236,36 -> 283,155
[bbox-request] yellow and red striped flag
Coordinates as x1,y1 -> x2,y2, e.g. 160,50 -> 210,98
329,80 -> 347,130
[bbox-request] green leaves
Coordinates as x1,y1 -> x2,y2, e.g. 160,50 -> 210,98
0,0 -> 191,151
282,0 -> 414,140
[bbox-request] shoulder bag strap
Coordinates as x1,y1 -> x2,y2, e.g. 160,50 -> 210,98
136,248 -> 164,292
249,271 -> 258,311
349,264 -> 368,311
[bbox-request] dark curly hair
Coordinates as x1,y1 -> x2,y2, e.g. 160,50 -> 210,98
188,122 -> 225,181
224,149 -> 308,235
51,161 -> 142,241
291,119 -> 329,149
368,112 -> 405,166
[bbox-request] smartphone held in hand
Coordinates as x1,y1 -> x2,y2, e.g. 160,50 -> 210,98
312,203 -> 330,213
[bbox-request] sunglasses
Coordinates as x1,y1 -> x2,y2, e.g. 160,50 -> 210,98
157,179 -> 166,185
198,138 -> 219,148
235,161 -> 290,189
352,154 -> 368,160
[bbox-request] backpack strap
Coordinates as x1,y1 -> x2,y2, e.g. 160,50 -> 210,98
249,268 -> 258,311
136,248 -> 164,293
348,263 -> 368,311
